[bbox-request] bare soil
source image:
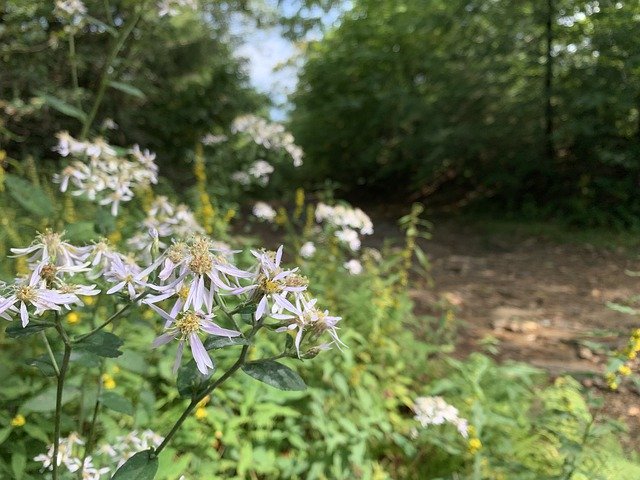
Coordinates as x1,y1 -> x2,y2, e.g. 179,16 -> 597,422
400,217 -> 640,443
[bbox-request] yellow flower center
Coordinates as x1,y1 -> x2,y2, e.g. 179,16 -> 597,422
175,311 -> 201,335
16,285 -> 35,302
259,277 -> 282,294
189,253 -> 212,275
11,414 -> 26,427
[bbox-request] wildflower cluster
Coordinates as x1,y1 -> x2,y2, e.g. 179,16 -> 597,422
605,328 -> 640,390
34,432 -> 109,480
157,0 -> 198,17
127,196 -> 204,256
313,202 -> 374,275
231,114 -> 304,167
53,132 -> 158,215
34,431 -> 165,478
413,396 -> 469,438
232,160 -> 275,187
253,201 -> 277,222
0,230 -> 99,326
54,0 -> 87,26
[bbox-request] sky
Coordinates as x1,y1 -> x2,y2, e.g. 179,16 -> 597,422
232,2 -> 348,120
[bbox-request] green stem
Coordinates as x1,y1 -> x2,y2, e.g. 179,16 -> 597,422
74,291 -> 148,342
41,331 -> 60,377
68,33 -> 81,109
79,8 -> 143,139
154,320 -> 264,457
78,367 -> 103,480
52,314 -> 72,480
154,343 -> 251,456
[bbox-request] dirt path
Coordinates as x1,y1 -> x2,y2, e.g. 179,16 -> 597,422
408,219 -> 640,373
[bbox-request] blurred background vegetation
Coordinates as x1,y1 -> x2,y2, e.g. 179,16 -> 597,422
2,1 -> 640,479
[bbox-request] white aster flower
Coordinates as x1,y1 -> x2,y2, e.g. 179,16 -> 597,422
413,396 -> 469,438
343,259 -> 363,275
299,241 -> 316,259
252,202 -> 277,222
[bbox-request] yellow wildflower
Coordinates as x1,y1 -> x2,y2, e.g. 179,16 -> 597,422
66,312 -> 81,325
11,414 -> 26,427
101,373 -> 116,390
195,407 -> 208,420
468,438 -> 482,454
618,365 -> 632,376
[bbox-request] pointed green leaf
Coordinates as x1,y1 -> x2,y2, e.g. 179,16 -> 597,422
75,331 -> 123,358
108,81 -> 146,99
176,359 -> 213,398
5,174 -> 55,217
5,321 -> 53,338
242,360 -> 306,391
101,391 -> 134,416
38,93 -> 87,121
204,336 -> 250,350
26,353 -> 62,377
110,450 -> 158,480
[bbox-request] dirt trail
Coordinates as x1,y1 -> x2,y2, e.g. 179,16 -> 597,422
407,219 -> 640,374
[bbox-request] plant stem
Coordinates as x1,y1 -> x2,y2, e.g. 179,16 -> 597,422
78,367 -> 103,480
79,8 -> 143,139
74,291 -> 148,342
154,343 -> 251,456
53,314 -> 72,480
68,33 -> 81,109
41,331 -> 60,377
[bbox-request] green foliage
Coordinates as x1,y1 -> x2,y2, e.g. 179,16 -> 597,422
291,0 -> 640,227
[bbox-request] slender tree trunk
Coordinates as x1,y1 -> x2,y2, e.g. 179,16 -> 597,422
545,0 -> 555,161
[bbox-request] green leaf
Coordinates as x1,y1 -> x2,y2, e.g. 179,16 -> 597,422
5,321 -> 53,338
26,353 -> 62,377
176,359 -> 213,398
11,450 -> 26,480
242,360 -> 306,391
37,93 -> 87,121
75,331 -> 124,358
22,386 -> 79,413
5,174 -> 55,217
95,208 -> 116,234
0,427 -> 11,446
22,423 -> 50,444
108,81 -> 146,99
110,450 -> 158,480
101,391 -> 134,416
204,336 -> 250,350
65,221 -> 97,242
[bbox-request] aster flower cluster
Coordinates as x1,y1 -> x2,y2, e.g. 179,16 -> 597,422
232,159 -> 276,187
34,431 -> 166,479
157,0 -> 198,17
252,201 -> 277,222
314,202 -> 374,275
231,114 -> 304,167
127,196 -> 204,256
34,432 -> 110,480
413,396 -> 469,438
0,231 -> 99,326
53,132 -> 158,216
54,0 -> 87,26
99,430 -> 164,469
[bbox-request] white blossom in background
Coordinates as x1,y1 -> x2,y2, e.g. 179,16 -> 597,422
299,241 -> 316,258
231,171 -> 251,186
343,259 -> 363,275
335,228 -> 361,252
53,132 -> 158,216
252,202 -> 277,222
34,432 -> 110,479
157,0 -> 197,17
201,133 -> 228,145
315,203 -> 374,235
54,0 -> 87,25
127,197 -> 204,257
248,160 -> 275,185
413,396 -> 469,438
101,118 -> 118,130
231,114 -> 304,167
100,430 -> 164,468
